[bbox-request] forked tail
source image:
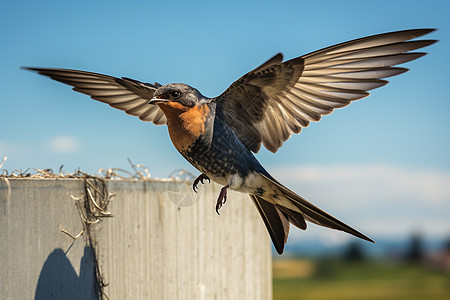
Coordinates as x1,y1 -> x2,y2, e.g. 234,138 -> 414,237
251,173 -> 374,254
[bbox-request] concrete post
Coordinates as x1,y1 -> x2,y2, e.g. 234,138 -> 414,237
0,178 -> 271,299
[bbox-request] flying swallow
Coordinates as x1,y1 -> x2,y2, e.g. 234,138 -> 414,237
25,29 -> 436,254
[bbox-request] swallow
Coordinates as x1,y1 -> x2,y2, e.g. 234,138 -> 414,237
24,29 -> 436,254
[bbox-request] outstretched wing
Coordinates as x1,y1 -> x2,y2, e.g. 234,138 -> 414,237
24,68 -> 166,125
215,29 -> 437,153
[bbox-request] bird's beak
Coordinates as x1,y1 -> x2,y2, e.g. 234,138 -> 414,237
148,97 -> 169,105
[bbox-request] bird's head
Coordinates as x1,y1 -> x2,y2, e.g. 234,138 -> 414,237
149,83 -> 207,108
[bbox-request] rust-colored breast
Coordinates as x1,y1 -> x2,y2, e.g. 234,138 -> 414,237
158,102 -> 210,153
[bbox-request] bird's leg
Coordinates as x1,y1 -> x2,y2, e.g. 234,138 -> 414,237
193,173 -> 210,192
215,185 -> 229,215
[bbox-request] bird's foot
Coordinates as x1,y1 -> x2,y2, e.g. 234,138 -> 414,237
193,173 -> 210,192
215,185 -> 229,215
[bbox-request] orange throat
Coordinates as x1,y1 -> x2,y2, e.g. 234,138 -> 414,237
158,102 -> 209,153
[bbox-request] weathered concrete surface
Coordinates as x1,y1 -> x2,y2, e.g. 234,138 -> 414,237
0,178 -> 271,299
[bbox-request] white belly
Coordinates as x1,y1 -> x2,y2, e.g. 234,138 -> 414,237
209,171 -> 266,195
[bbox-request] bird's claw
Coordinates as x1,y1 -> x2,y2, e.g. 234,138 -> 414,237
193,173 -> 210,193
215,185 -> 229,215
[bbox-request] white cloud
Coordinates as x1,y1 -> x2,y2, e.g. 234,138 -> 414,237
272,163 -> 450,204
0,141 -> 22,157
270,163 -> 450,238
48,136 -> 82,153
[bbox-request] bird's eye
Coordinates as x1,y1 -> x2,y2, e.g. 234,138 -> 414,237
170,91 -> 181,99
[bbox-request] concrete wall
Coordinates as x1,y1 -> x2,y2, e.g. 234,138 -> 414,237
0,178 -> 272,299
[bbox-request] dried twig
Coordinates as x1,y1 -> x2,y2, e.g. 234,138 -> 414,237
86,187 -> 112,216
0,156 -> 7,169
61,229 -> 84,240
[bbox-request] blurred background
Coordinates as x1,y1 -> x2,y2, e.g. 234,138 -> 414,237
1,1 -> 449,299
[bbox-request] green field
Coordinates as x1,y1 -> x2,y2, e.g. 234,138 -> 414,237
273,259 -> 450,300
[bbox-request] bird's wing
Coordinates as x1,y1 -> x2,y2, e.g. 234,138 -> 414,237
24,68 -> 166,125
215,29 -> 436,153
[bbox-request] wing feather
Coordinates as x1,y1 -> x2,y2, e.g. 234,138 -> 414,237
24,67 -> 166,125
215,29 -> 436,153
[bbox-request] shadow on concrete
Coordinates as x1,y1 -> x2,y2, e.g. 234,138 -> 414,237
35,246 -> 98,299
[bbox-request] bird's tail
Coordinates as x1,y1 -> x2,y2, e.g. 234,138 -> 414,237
251,173 -> 374,254
250,195 -> 289,254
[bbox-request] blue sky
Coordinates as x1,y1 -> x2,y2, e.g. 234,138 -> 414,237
1,1 -> 449,242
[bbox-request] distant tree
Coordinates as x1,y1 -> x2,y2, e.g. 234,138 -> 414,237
444,237 -> 450,251
344,241 -> 365,261
405,232 -> 424,262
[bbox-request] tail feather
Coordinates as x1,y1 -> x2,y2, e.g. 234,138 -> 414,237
250,195 -> 289,254
276,205 -> 307,230
251,194 -> 309,254
260,173 -> 375,244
